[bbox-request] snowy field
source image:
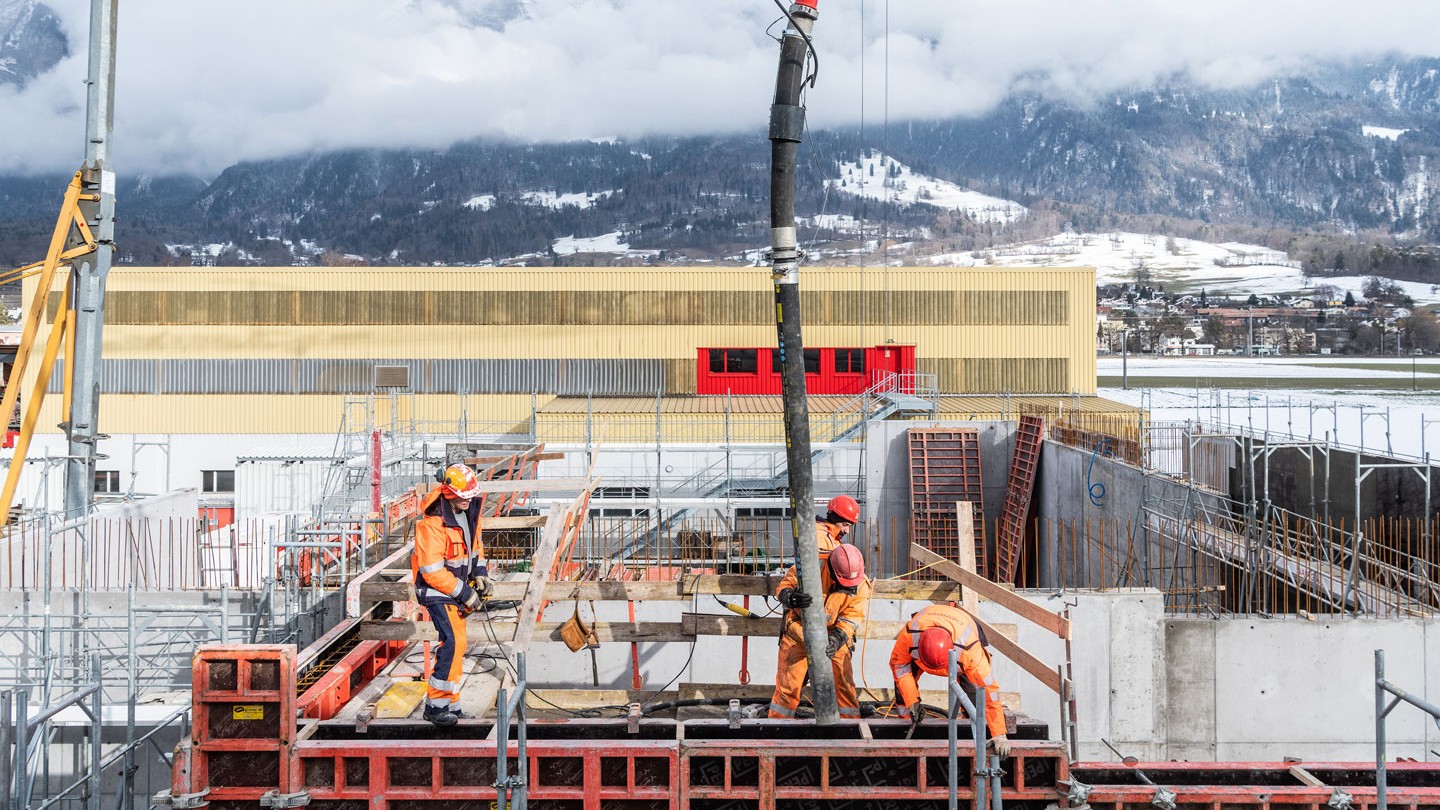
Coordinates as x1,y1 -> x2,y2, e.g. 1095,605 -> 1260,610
827,152 -> 1027,224
521,189 -> 615,210
550,230 -> 658,258
1098,356 -> 1440,460
1098,356 -> 1440,380
930,232 -> 1440,306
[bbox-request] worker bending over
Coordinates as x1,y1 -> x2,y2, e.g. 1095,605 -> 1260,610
890,604 -> 1010,757
769,543 -> 870,719
411,463 -> 493,726
816,495 -> 860,556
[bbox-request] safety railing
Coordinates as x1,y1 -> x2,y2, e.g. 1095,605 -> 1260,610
0,656 -> 104,810
494,653 -> 529,810
1375,648 -> 1440,810
947,647 -> 1001,810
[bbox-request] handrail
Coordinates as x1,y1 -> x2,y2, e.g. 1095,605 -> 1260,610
948,648 -> 1001,810
1376,648 -> 1440,810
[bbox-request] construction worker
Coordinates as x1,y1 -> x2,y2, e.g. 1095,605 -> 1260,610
890,604 -> 1010,757
768,543 -> 870,719
411,463 -> 492,726
817,495 -> 860,556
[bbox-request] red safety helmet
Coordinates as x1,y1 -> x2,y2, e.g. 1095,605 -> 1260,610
828,543 -> 865,587
917,626 -> 955,671
440,463 -> 482,500
826,495 -> 860,524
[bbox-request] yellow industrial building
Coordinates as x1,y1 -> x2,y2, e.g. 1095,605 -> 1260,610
24,265 -> 1114,436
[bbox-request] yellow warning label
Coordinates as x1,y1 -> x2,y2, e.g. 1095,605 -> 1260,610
232,704 -> 265,720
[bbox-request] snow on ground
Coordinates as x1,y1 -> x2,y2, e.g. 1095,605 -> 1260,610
1097,356 -> 1440,380
826,152 -> 1026,224
464,194 -> 495,211
1363,125 -> 1408,140
1103,384 -> 1440,461
551,231 -> 659,258
806,214 -> 864,232
521,190 -> 615,210
928,231 -> 1440,305
1099,356 -> 1440,461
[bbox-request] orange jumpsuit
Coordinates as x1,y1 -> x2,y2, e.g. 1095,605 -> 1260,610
768,560 -> 870,719
815,520 -> 845,558
411,486 -> 484,712
890,604 -> 1005,736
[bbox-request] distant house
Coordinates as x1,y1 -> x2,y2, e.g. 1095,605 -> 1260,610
1158,337 -> 1216,356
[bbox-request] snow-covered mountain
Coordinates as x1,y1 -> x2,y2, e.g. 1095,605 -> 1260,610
0,0 -> 66,89
432,0 -> 531,31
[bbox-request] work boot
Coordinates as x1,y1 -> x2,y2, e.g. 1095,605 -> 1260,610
423,704 -> 459,727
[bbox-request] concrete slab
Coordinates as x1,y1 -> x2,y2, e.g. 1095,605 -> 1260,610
1066,592 -> 1112,743
1426,620 -> 1440,761
1108,590 -> 1165,759
1165,619 -> 1217,749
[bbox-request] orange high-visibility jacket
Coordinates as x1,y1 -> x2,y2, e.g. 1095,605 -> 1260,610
890,604 -> 1005,735
816,521 -> 845,556
411,485 -> 484,603
775,560 -> 870,646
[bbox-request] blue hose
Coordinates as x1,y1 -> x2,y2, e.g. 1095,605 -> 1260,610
1086,438 -> 1112,507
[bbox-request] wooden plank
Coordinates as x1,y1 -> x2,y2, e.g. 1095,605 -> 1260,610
955,501 -> 980,615
1289,766 -> 1326,788
511,502 -> 570,649
975,614 -> 1063,694
525,689 -> 652,711
347,543 -> 416,616
465,452 -> 565,464
484,515 -> 548,529
362,575 -> 967,605
910,544 -> 1071,639
474,477 -> 588,494
686,574 -> 963,601
357,616 -> 1004,644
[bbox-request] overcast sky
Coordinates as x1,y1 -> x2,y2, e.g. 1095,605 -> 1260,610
6,0 -> 1440,177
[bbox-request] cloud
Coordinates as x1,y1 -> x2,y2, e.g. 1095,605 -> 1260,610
5,0 -> 1440,177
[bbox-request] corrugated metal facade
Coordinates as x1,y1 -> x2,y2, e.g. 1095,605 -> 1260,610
24,266 -> 1096,434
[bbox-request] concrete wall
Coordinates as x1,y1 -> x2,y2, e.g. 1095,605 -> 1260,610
1034,440 -> 1230,591
1166,616 -> 1439,761
1251,442 -> 1440,524
863,419 -> 1016,577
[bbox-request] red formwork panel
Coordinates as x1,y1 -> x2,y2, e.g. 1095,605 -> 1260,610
1075,760 -> 1440,810
994,415 -> 1044,585
187,644 -> 299,804
296,638 -> 407,720
679,737 -> 1066,809
908,428 -> 988,576
297,739 -> 679,807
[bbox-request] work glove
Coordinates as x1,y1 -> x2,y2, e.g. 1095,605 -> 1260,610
462,588 -> 482,613
989,734 -> 1011,758
906,700 -> 926,729
824,627 -> 847,659
472,575 -> 493,598
777,588 -> 812,609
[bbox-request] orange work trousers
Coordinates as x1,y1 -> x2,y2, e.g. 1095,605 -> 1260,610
423,601 -> 466,710
768,634 -> 859,719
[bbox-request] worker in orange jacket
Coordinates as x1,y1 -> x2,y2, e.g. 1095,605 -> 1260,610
769,543 -> 870,719
890,604 -> 1010,756
411,463 -> 491,726
816,495 -> 860,556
